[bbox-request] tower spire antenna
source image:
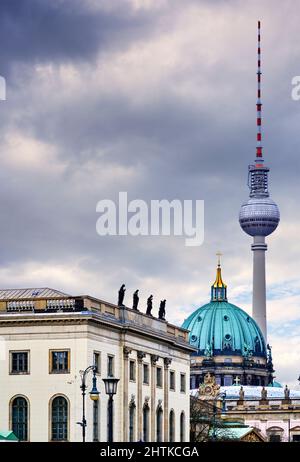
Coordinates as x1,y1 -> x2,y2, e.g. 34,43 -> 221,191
239,21 -> 280,341
256,20 -> 263,164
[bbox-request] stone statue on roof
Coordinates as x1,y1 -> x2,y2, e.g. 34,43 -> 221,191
132,290 -> 139,311
239,386 -> 245,400
284,385 -> 290,400
118,284 -> 126,306
261,386 -> 267,400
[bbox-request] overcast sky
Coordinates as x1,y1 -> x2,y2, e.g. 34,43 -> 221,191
1,0 -> 300,387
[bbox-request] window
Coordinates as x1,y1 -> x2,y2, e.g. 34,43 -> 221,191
156,367 -> 162,387
292,435 -> 300,442
215,375 -> 221,385
93,351 -> 101,374
129,404 -> 136,442
224,358 -> 232,364
51,396 -> 68,441
223,375 -> 233,386
143,405 -> 150,442
180,412 -> 185,442
269,434 -> 281,442
129,360 -> 136,382
50,350 -> 70,374
10,351 -> 29,374
143,364 -> 149,385
107,355 -> 114,377
156,407 -> 163,442
180,373 -> 186,393
93,400 -> 99,442
169,410 -> 175,442
11,396 -> 28,441
170,370 -> 175,391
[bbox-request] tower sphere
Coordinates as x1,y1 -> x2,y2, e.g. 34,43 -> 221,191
239,197 -> 280,237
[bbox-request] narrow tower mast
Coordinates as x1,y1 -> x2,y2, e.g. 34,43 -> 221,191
239,21 -> 280,340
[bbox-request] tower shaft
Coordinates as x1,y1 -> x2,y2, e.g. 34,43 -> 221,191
252,235 -> 267,338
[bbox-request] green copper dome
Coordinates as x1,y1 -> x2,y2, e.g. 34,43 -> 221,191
182,262 -> 267,358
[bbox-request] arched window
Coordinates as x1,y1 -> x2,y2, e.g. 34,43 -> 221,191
180,411 -> 185,442
156,406 -> 163,442
143,403 -> 150,442
11,396 -> 28,441
129,403 -> 136,442
51,396 -> 68,441
169,410 -> 175,442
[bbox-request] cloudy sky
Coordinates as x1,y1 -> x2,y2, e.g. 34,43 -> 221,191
1,0 -> 300,387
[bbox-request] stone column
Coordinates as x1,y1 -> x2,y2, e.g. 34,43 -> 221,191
150,355 -> 159,441
252,235 -> 267,340
163,357 -> 172,442
123,346 -> 132,441
137,351 -> 146,441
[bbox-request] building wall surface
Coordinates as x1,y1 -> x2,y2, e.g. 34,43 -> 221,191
0,305 -> 192,442
225,400 -> 300,442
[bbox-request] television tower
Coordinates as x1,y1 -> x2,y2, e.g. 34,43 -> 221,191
239,21 -> 280,340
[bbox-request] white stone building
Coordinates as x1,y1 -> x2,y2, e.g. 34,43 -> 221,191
0,288 -> 194,442
222,385 -> 300,442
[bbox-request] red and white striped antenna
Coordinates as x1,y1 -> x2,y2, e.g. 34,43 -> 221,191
256,20 -> 263,165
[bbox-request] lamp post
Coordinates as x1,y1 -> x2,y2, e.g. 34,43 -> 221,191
211,391 -> 227,441
103,377 -> 119,442
78,365 -> 100,442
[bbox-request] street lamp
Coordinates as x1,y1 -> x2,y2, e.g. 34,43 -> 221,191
78,365 -> 99,442
103,377 -> 119,442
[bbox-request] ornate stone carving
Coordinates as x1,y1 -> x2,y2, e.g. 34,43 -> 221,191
144,396 -> 150,408
199,372 -> 220,397
151,354 -> 159,366
123,346 -> 132,359
137,351 -> 146,362
129,395 -> 136,408
164,357 -> 172,368
157,399 -> 163,410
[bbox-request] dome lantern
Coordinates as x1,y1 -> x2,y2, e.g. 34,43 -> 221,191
211,253 -> 227,302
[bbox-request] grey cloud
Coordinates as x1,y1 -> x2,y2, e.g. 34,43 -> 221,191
0,0 -> 299,384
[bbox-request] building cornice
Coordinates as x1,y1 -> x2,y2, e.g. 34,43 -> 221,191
0,310 -> 196,354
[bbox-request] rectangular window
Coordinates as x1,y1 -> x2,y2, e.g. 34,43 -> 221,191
93,351 -> 101,374
107,355 -> 115,377
143,364 -> 149,385
170,370 -> 175,391
180,373 -> 186,393
269,434 -> 281,442
50,350 -> 70,373
10,351 -> 29,374
129,360 -> 136,382
156,367 -> 162,387
224,375 -> 233,386
215,375 -> 221,385
292,435 -> 300,442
